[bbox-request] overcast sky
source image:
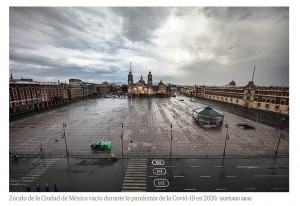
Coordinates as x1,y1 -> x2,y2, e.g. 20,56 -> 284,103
9,7 -> 289,86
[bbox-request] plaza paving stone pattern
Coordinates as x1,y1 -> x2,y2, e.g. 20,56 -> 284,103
9,96 -> 289,158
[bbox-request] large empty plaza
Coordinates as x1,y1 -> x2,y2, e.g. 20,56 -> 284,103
9,96 -> 289,158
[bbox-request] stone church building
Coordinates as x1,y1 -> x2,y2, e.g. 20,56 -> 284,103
127,69 -> 170,97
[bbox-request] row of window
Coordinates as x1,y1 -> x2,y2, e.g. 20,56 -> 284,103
256,92 -> 289,96
205,90 -> 289,97
206,94 -> 288,106
256,97 -> 287,105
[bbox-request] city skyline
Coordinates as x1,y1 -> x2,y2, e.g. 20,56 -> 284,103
10,7 -> 289,86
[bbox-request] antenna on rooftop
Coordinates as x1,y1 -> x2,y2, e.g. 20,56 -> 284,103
252,66 -> 256,82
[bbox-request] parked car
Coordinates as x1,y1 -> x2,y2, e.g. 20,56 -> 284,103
91,141 -> 112,150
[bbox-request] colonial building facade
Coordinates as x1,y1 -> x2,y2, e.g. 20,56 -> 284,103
9,78 -> 68,114
127,70 -> 170,97
189,80 -> 289,115
9,75 -> 98,116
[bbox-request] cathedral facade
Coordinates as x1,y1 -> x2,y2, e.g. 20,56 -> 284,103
127,70 -> 170,97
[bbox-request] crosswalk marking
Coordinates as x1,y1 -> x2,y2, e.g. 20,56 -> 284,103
21,177 -> 38,180
121,159 -> 147,192
123,180 -> 146,183
10,158 -> 60,189
125,174 -> 146,177
122,183 -> 146,186
124,176 -> 146,179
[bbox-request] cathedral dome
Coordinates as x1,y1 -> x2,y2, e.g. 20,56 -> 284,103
138,75 -> 145,84
229,80 -> 236,86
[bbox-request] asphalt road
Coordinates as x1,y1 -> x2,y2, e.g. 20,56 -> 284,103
10,157 -> 128,192
146,158 -> 289,192
10,157 -> 288,192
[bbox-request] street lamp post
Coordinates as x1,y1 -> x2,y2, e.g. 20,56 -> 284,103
40,144 -> 44,158
121,123 -> 124,155
223,124 -> 230,156
148,148 -> 150,166
275,129 -> 284,156
275,118 -> 286,156
170,123 -> 173,156
62,123 -> 68,155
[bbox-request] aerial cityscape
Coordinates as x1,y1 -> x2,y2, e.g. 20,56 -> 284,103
9,7 -> 289,195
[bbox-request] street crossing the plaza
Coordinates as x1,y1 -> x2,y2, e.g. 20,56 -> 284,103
10,158 -> 60,190
121,158 -> 147,192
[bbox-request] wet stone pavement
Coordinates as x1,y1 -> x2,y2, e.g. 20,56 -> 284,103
9,96 -> 289,158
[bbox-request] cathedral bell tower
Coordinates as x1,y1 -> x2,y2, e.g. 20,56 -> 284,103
147,71 -> 153,95
128,62 -> 133,94
148,71 -> 152,86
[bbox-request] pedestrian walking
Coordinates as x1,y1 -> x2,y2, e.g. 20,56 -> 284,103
45,182 -> 49,192
54,184 -> 58,192
36,182 -> 40,192
26,184 -> 30,192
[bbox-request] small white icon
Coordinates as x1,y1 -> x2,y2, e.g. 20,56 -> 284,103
152,159 -> 165,166
154,178 -> 169,188
153,168 -> 166,175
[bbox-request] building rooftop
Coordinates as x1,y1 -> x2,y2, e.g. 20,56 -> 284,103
193,106 -> 224,117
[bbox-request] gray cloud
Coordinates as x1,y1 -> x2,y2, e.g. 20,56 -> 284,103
112,7 -> 171,43
9,7 -> 289,86
201,7 -> 288,23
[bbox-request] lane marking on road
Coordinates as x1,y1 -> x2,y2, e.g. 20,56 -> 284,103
10,183 -> 27,186
127,162 -> 146,165
125,174 -> 147,177
155,189 -> 166,191
122,186 -> 146,190
190,166 -> 199,168
201,176 -> 211,178
273,188 -> 289,190
237,165 -> 288,169
226,176 -> 237,178
237,166 -> 262,169
122,183 -> 146,186
244,188 -> 256,190
127,166 -> 147,169
215,188 -> 226,191
123,180 -> 146,183
184,189 -> 196,191
126,169 -> 146,172
148,176 -> 158,178
126,171 -> 147,174
124,177 -> 147,180
174,176 -> 184,178
124,179 -> 146,182
21,177 -> 37,180
25,174 -> 41,177
252,175 -> 288,177
33,169 -> 47,172
213,166 -> 223,168
121,189 -> 145,192
10,179 -> 33,183
29,171 -> 45,174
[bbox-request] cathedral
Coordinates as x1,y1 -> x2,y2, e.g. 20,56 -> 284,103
127,69 -> 170,97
